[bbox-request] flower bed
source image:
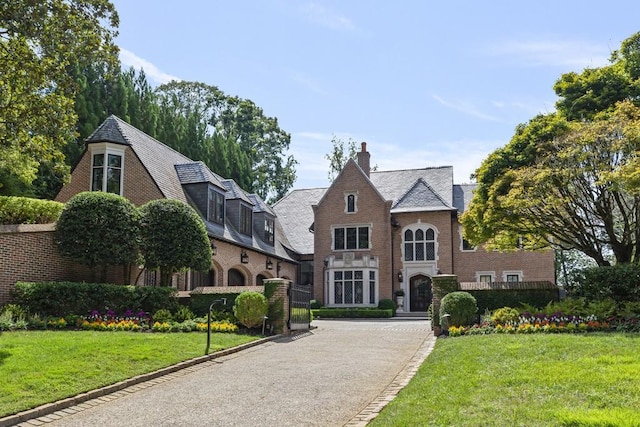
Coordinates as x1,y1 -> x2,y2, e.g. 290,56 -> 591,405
448,312 -> 613,337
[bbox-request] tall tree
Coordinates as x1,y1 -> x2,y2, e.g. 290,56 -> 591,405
0,0 -> 119,197
325,135 -> 358,181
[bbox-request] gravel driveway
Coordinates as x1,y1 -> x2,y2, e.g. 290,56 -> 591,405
18,319 -> 434,427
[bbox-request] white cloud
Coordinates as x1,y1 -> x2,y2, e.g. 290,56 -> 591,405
432,94 -> 502,122
299,2 -> 356,31
119,48 -> 181,85
487,39 -> 611,69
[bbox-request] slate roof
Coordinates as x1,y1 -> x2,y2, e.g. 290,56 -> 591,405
453,184 -> 477,212
393,178 -> 452,212
87,115 -> 191,203
369,166 -> 454,210
85,115 -> 294,262
174,161 -> 226,190
272,188 -> 327,255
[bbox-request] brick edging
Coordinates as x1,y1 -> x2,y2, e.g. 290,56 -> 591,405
0,334 -> 284,427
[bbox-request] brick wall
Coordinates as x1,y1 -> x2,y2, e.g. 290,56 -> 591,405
312,161 -> 392,305
0,224 -> 130,304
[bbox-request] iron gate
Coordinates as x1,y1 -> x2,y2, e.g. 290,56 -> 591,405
288,283 -> 311,330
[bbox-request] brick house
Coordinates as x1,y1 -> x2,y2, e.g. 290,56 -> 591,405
55,115 -> 297,292
273,143 -> 555,312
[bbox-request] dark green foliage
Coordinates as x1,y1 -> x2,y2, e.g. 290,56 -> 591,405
12,281 -> 178,317
570,264 -> 640,303
310,300 -> 323,309
439,291 -> 478,327
467,289 -> 559,314
139,199 -> 212,286
189,293 -> 239,316
377,298 -> 396,316
0,196 -> 64,225
233,291 -> 268,329
263,280 -> 284,333
55,192 -> 140,281
311,308 -> 394,318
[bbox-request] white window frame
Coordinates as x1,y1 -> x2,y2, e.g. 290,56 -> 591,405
476,271 -> 495,283
89,143 -> 125,196
327,268 -> 377,307
332,224 -> 371,251
344,192 -> 358,214
402,223 -> 439,263
503,271 -> 523,282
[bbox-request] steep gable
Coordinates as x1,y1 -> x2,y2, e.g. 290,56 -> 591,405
370,166 -> 454,209
393,178 -> 454,212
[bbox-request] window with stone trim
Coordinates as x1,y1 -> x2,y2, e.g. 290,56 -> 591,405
345,193 -> 357,213
333,225 -> 370,250
403,225 -> 437,261
330,269 -> 377,306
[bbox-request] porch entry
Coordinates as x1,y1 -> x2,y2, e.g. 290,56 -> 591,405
289,283 -> 311,330
409,275 -> 432,312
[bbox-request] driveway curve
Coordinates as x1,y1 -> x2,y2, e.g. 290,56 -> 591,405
26,319 -> 434,427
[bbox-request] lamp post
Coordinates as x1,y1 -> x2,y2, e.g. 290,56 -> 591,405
205,298 -> 227,355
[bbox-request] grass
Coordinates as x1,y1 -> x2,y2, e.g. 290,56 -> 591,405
0,330 -> 258,417
370,333 -> 640,427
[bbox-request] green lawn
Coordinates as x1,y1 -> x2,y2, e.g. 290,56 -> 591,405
0,330 -> 258,417
371,334 -> 640,427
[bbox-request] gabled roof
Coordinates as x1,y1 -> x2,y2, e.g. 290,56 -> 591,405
175,161 -> 226,190
86,115 -> 191,203
369,166 -> 454,209
272,188 -> 326,255
248,193 -> 276,216
314,158 -> 387,208
393,178 -> 453,213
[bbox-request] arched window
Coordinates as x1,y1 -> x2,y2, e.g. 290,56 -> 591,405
404,225 -> 437,261
228,268 -> 246,286
256,274 -> 268,286
190,269 -> 215,289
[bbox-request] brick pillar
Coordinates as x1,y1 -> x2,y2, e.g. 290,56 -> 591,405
264,278 -> 291,335
431,274 -> 459,336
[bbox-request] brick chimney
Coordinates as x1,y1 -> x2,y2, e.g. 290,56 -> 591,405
356,142 -> 370,178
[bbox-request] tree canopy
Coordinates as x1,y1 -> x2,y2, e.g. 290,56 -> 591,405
0,0 -> 119,197
462,31 -> 640,266
139,199 -> 212,287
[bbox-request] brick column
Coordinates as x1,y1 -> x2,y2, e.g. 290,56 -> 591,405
431,274 -> 459,336
264,278 -> 291,335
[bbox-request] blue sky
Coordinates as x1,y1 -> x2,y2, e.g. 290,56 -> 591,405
111,0 -> 640,190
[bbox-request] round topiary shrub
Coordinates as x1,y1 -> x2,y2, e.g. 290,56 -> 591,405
378,298 -> 396,314
233,291 -> 268,329
491,307 -> 520,325
439,291 -> 478,327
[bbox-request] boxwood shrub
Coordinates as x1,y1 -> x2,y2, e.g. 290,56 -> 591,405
439,291 -> 478,327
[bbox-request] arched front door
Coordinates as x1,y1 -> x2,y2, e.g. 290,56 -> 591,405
410,275 -> 432,312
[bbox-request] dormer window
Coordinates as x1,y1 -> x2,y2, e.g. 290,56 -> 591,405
240,204 -> 252,235
264,218 -> 274,244
90,144 -> 124,195
208,188 -> 225,224
345,193 -> 357,213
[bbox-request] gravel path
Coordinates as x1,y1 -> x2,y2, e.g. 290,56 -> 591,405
17,319 -> 433,427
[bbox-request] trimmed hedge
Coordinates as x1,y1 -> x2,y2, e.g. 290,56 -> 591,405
0,196 -> 64,225
189,292 -> 240,316
439,291 -> 477,327
12,281 -> 178,316
570,264 -> 640,303
467,289 -> 559,314
312,308 -> 393,318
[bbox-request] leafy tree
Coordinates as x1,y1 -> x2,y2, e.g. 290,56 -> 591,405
55,192 -> 140,282
139,199 -> 212,287
325,135 -> 358,181
0,0 -> 119,197
462,101 -> 640,266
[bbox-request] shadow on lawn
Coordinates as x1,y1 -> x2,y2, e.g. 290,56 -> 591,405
0,349 -> 11,366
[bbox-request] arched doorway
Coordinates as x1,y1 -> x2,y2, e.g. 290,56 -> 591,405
228,268 -> 246,286
409,274 -> 432,312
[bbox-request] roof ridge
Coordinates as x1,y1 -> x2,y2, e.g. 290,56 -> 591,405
393,177 -> 452,209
